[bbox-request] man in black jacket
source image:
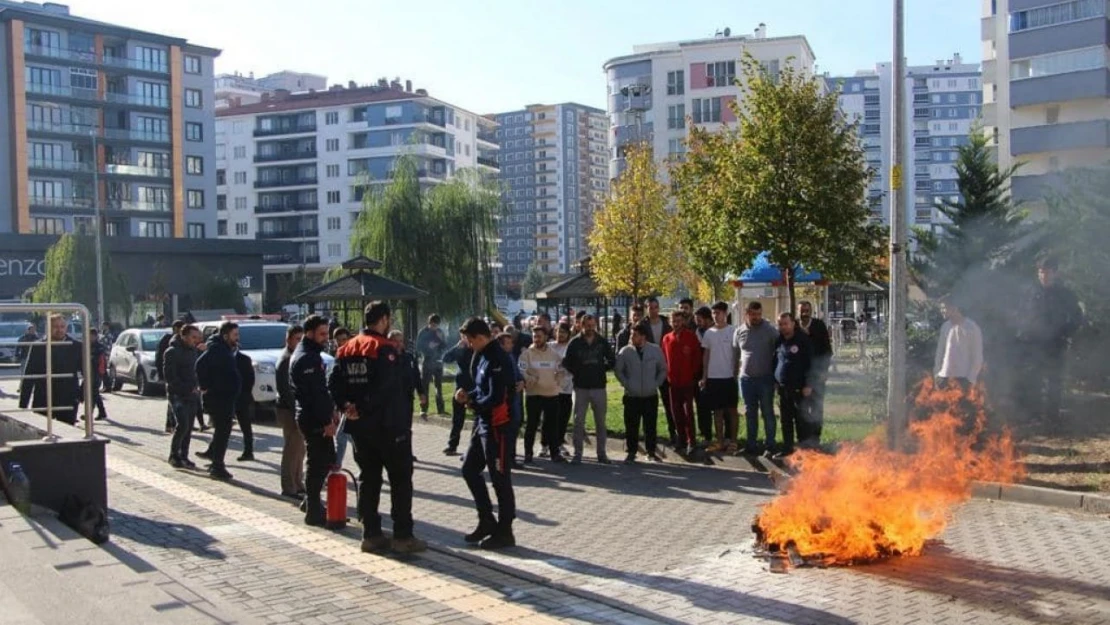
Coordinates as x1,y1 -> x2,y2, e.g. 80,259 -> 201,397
616,305 -> 644,351
20,314 -> 83,425
195,322 -> 241,480
415,314 -> 447,417
1019,255 -> 1084,421
328,302 -> 425,554
293,315 -> 337,526
645,297 -> 676,446
164,325 -> 202,469
233,349 -> 256,462
157,321 -> 185,433
563,314 -> 616,464
797,301 -> 832,438
773,313 -> 813,456
276,325 -> 306,499
442,332 -> 474,455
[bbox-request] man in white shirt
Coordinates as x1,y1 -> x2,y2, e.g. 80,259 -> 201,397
934,298 -> 984,391
699,302 -> 739,453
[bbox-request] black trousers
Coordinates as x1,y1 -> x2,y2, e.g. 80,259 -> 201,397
352,428 -> 415,539
524,394 -> 559,457
660,380 -> 676,440
696,386 -> 713,443
235,400 -> 255,454
448,392 -> 467,450
301,426 -> 336,517
623,394 -> 658,455
462,421 -> 515,528
205,399 -> 235,469
778,386 -> 806,453
557,393 -> 573,444
169,394 -> 198,461
421,364 -> 445,414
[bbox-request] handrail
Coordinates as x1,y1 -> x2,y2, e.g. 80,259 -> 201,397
0,303 -> 93,440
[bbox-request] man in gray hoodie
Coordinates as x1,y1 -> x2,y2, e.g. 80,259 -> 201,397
615,323 -> 668,464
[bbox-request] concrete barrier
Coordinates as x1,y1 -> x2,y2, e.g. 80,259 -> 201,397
0,411 -> 108,512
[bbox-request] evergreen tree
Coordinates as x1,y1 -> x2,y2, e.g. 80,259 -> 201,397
521,262 -> 547,298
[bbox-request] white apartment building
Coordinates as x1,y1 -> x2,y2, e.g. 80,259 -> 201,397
602,24 -> 816,180
214,83 -> 498,298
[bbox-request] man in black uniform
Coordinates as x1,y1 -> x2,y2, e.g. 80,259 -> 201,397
156,320 -> 185,433
797,301 -> 832,444
455,316 -> 518,550
164,325 -> 202,469
328,301 -> 426,554
291,315 -> 337,526
195,322 -> 241,480
233,348 -> 256,461
442,331 -> 474,455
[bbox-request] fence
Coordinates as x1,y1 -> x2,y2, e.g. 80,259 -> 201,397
1,303 -> 94,440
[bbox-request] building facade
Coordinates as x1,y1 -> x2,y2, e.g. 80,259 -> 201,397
830,55 -> 982,229
214,83 -> 498,294
215,70 -> 328,109
982,0 -> 1110,201
602,25 -> 816,181
495,103 -> 608,291
0,1 -> 220,239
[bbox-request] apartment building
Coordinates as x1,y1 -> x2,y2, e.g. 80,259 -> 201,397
602,25 -> 816,180
494,103 -> 608,291
0,0 -> 220,239
214,81 -> 499,293
830,55 -> 982,229
215,70 -> 327,109
982,0 -> 1110,201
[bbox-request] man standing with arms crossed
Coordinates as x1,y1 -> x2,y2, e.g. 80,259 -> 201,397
329,302 -> 425,554
699,302 -> 739,453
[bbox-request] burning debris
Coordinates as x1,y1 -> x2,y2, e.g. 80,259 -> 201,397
752,379 -> 1024,569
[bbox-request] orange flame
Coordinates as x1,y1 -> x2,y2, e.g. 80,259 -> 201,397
754,378 -> 1024,564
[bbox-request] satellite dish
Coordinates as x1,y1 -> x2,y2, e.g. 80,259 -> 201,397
724,27 -> 731,36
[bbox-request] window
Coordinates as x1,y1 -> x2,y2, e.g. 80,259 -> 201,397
70,67 -> 97,90
234,222 -> 248,236
326,164 -> 340,178
24,27 -> 60,51
184,88 -> 202,108
138,221 -> 170,238
184,55 -> 201,74
25,66 -> 61,87
326,138 -> 339,152
217,220 -> 228,236
186,156 -> 203,175
138,81 -> 168,106
234,197 -> 247,210
667,104 -> 686,129
32,179 -> 63,200
327,217 -> 342,230
327,190 -> 340,204
667,138 -> 686,158
216,169 -> 226,185
948,93 -> 957,103
691,97 -> 722,123
187,189 -> 204,208
328,243 -> 342,258
135,46 -> 167,72
32,217 -> 64,234
30,142 -> 63,162
233,146 -> 246,159
139,116 -> 168,137
185,122 -> 203,141
187,223 -> 205,238
1010,46 -> 1108,79
234,171 -> 247,184
1010,0 -> 1105,31
706,61 -> 736,87
667,70 -> 685,95
325,111 -> 339,125
931,94 -> 942,104
217,195 -> 227,211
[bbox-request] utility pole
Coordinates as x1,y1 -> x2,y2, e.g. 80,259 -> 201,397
91,123 -> 105,327
887,0 -> 909,449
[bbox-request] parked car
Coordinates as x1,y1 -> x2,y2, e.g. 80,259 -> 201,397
108,328 -> 171,396
0,321 -> 28,363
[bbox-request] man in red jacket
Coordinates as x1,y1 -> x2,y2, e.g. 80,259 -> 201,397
662,311 -> 701,455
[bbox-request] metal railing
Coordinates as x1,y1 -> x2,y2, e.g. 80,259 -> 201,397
0,303 -> 94,441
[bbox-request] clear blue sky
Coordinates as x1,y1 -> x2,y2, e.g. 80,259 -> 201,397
64,0 -> 981,114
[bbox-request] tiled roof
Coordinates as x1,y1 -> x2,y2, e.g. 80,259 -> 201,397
216,87 -> 417,117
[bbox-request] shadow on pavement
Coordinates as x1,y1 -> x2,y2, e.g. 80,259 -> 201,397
109,510 -> 226,561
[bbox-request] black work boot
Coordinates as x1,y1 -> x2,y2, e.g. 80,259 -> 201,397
480,524 -> 516,550
464,516 -> 497,544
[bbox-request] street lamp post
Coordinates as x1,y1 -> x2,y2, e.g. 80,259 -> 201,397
90,124 -> 105,327
887,0 -> 909,449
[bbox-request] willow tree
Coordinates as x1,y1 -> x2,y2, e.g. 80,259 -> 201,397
588,142 -> 678,304
349,157 -> 501,320
31,233 -> 131,323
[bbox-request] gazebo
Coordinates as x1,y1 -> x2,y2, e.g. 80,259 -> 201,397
534,257 -> 631,336
728,252 -> 830,318
293,256 -> 427,340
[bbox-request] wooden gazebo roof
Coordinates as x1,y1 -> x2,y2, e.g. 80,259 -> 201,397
293,255 -> 427,304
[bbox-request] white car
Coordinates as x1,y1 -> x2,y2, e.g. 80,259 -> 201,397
0,321 -> 29,363
108,328 -> 171,395
196,320 -> 334,408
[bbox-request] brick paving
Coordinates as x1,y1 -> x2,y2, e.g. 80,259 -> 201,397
3,378 -> 1110,624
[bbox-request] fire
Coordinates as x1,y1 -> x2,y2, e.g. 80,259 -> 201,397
753,378 -> 1024,565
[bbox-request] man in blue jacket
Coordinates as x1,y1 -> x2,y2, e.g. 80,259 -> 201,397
454,316 -> 517,550
195,322 -> 241,480
292,315 -> 337,527
772,312 -> 813,457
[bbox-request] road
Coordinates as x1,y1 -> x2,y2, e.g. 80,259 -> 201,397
1,369 -> 1109,624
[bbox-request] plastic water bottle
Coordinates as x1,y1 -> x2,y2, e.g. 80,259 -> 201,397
7,463 -> 30,515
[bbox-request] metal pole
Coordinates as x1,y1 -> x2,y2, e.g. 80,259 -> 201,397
91,128 -> 105,326
44,310 -> 54,440
80,305 -> 93,439
887,0 -> 909,450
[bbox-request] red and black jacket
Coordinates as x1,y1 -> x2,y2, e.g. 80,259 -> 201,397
327,329 -> 411,436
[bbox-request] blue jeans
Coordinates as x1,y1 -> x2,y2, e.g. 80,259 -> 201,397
740,375 -> 776,451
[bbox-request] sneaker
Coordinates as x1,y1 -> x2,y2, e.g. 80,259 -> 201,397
550,453 -> 566,463
465,521 -> 497,544
168,455 -> 184,468
180,458 -> 197,470
391,537 -> 427,554
208,466 -> 233,481
706,442 -> 724,453
304,513 -> 326,527
360,535 -> 390,553
480,530 -> 516,550
623,453 -> 636,465
237,452 -> 255,462
94,415 -> 107,421
195,450 -> 212,460
570,455 -> 582,465
443,446 -> 458,456
597,457 -> 612,465
647,452 -> 662,462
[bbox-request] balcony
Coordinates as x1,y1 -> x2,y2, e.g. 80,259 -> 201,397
263,254 -> 320,265
102,127 -> 170,143
254,176 -> 318,189
255,228 -> 319,240
29,196 -> 94,210
382,113 -> 445,127
26,119 -> 95,137
477,156 -> 499,169
1011,120 -> 1110,156
28,158 -> 94,173
104,91 -> 169,109
25,82 -> 98,101
477,130 -> 498,145
100,55 -> 168,74
253,123 -> 317,137
254,202 -> 318,214
105,199 -> 171,212
254,149 -> 317,163
24,45 -> 98,65
104,163 -> 172,178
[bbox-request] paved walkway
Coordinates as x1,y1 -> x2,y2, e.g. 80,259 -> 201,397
2,380 -> 1109,624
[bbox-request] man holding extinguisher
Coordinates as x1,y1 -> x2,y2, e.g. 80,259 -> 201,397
290,315 -> 338,527
455,316 -> 518,550
328,301 -> 426,555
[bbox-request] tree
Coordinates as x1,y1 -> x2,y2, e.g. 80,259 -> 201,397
675,54 -> 884,311
671,128 -> 736,299
31,233 -> 131,324
349,156 -> 502,320
911,128 -> 1025,299
191,268 -> 246,313
589,142 -> 678,304
521,262 -> 547,298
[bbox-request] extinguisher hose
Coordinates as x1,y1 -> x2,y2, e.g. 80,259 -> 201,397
340,468 -> 359,508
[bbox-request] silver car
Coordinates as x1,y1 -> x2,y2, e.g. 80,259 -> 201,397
108,328 -> 170,396
0,321 -> 29,363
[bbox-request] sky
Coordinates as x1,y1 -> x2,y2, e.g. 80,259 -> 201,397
62,0 -> 981,114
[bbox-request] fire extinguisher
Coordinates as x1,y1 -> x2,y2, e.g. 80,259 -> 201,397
325,464 -> 358,530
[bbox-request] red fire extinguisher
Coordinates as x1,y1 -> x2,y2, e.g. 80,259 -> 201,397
325,464 -> 358,530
